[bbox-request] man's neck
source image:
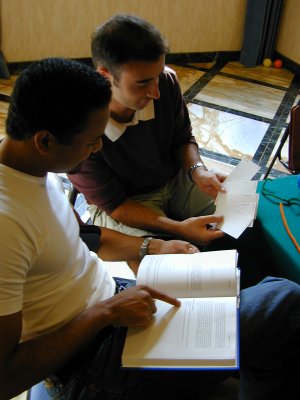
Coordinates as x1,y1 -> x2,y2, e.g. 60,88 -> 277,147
109,101 -> 135,123
0,137 -> 46,177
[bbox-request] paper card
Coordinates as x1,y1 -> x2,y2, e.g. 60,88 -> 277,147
226,160 -> 260,183
223,180 -> 258,194
215,194 -> 258,238
213,160 -> 260,237
215,193 -> 258,207
217,207 -> 254,239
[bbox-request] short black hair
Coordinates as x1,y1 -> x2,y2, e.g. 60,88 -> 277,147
91,14 -> 169,75
6,57 -> 111,144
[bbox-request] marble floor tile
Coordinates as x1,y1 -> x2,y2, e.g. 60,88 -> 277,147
202,156 -> 236,177
0,75 -> 18,96
221,61 -> 294,88
189,62 -> 215,70
0,101 -> 9,137
194,75 -> 286,119
167,64 -> 205,93
187,103 -> 269,159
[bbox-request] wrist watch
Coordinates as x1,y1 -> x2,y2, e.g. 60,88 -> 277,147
188,161 -> 207,182
139,237 -> 153,260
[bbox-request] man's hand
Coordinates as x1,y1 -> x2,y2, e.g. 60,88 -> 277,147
101,285 -> 180,328
193,169 -> 227,198
177,215 -> 225,246
150,239 -> 200,255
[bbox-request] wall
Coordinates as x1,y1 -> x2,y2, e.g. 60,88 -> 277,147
0,0 -> 247,62
276,0 -> 300,64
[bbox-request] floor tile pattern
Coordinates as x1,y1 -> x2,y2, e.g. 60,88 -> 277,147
1,59 -> 299,195
221,61 -> 294,87
194,74 -> 286,119
168,60 -> 299,179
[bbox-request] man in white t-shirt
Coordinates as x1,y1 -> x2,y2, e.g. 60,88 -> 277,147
0,57 -> 299,400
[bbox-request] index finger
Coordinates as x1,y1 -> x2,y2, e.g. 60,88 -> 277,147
143,285 -> 181,307
200,215 -> 224,225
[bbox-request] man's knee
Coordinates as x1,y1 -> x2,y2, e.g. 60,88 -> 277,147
240,277 -> 300,335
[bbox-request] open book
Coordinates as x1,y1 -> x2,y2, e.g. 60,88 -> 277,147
122,249 -> 240,370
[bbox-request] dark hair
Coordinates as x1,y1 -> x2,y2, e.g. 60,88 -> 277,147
6,57 -> 111,144
91,14 -> 169,75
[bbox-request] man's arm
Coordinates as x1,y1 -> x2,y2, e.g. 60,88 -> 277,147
98,227 -> 199,263
0,286 -> 179,399
111,200 -> 225,246
175,141 -> 227,198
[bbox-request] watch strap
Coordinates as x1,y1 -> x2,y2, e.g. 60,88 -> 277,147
139,237 -> 153,260
188,161 -> 207,182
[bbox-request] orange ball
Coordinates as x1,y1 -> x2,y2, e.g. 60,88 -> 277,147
273,59 -> 283,68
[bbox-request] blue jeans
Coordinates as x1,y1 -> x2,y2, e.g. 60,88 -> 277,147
45,277 -> 300,400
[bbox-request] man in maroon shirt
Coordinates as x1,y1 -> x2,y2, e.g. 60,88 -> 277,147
68,14 -> 226,248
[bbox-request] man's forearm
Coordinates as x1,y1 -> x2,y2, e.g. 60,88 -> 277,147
98,227 -> 164,262
0,305 -> 115,399
110,199 -> 182,237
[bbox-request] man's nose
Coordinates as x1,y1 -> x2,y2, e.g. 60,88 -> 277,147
92,139 -> 103,153
147,78 -> 160,99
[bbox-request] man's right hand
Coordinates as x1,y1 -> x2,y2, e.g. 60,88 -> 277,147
177,215 -> 225,246
101,285 -> 180,328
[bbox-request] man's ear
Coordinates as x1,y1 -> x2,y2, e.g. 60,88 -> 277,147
96,66 -> 112,82
34,131 -> 54,154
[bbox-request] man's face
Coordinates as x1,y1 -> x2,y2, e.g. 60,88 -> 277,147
49,106 -> 109,173
103,55 -> 165,111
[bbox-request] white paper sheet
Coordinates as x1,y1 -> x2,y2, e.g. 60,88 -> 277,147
214,160 -> 260,238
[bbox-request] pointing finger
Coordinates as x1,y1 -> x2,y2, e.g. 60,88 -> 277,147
139,285 -> 181,308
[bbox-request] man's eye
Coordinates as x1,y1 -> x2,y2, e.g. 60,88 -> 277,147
137,82 -> 149,87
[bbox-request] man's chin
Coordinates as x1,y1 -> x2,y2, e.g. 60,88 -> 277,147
137,99 -> 150,109
67,161 -> 84,174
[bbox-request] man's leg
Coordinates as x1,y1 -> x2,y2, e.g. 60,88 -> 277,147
89,203 -> 154,237
45,325 -> 231,400
167,169 -> 216,219
89,186 -> 171,237
239,277 -> 300,400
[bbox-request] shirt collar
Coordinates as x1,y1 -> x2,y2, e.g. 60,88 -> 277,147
105,99 -> 155,142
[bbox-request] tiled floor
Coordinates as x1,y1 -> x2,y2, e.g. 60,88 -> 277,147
168,60 -> 298,180
1,59 -> 298,400
1,60 -> 298,181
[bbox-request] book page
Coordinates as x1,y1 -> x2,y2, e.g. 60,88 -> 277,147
137,250 -> 238,298
122,297 -> 238,369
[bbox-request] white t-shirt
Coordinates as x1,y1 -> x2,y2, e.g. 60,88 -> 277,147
0,164 -> 116,341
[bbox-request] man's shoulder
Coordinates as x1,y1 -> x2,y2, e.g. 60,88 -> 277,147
161,66 -> 178,82
159,66 -> 180,95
